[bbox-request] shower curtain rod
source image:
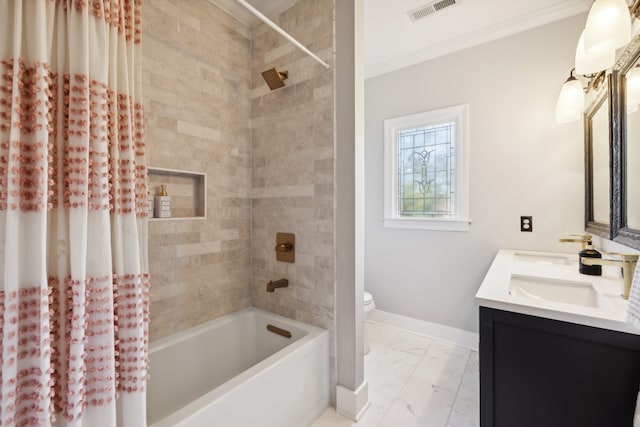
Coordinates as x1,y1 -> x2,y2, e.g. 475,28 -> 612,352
235,0 -> 331,70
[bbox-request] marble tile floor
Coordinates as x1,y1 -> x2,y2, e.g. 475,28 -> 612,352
311,322 -> 479,427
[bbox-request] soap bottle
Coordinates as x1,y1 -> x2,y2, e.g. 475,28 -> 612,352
154,184 -> 172,218
579,242 -> 602,276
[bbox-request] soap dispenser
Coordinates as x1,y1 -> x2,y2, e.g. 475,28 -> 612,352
579,241 -> 602,276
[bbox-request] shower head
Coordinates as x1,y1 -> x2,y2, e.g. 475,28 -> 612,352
261,67 -> 288,91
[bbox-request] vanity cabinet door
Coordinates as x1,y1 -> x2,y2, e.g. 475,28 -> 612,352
480,307 -> 640,427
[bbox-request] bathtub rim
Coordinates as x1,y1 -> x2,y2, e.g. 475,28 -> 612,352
149,306 -> 321,353
148,307 -> 330,426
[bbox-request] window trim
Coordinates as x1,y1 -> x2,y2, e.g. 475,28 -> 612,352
383,104 -> 470,231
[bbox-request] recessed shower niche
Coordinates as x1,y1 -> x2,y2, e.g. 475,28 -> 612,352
147,167 -> 206,220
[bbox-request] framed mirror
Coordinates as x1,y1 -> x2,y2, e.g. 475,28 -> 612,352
585,77 -> 612,239
612,35 -> 640,249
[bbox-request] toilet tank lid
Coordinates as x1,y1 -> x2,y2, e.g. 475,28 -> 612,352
364,292 -> 373,304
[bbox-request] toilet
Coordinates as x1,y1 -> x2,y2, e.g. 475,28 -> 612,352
363,291 -> 376,355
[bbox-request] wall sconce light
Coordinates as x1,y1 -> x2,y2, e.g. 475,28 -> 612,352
555,0 -> 640,123
575,29 -> 615,75
556,69 -> 606,124
556,69 -> 587,123
584,0 -> 631,56
626,64 -> 640,113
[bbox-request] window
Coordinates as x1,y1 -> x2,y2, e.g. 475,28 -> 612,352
384,104 -> 470,231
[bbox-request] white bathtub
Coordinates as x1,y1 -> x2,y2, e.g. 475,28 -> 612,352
147,307 -> 330,427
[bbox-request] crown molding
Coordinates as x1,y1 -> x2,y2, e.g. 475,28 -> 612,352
365,1 -> 591,79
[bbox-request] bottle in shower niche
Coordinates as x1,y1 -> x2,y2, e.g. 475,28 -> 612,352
154,184 -> 172,218
147,192 -> 155,218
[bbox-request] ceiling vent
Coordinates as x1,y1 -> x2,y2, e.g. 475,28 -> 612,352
407,0 -> 457,22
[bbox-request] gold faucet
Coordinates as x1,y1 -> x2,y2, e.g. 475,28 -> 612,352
266,279 -> 289,293
580,252 -> 639,299
559,234 -> 593,250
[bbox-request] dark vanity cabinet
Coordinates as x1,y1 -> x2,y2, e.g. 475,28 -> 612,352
480,307 -> 640,427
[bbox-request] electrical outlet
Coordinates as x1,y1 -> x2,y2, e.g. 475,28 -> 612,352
520,216 -> 533,232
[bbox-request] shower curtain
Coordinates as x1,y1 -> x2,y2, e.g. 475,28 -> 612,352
0,1 -> 150,426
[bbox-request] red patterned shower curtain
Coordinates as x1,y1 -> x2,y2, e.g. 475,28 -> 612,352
0,1 -> 150,426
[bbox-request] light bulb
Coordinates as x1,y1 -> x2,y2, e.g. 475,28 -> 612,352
575,29 -> 615,75
556,76 -> 585,124
584,0 -> 631,56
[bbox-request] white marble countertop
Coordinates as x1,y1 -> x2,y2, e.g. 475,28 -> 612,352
476,249 -> 640,335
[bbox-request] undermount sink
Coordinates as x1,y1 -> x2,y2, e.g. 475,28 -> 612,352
513,252 -> 574,265
477,250 -> 633,336
508,274 -> 611,309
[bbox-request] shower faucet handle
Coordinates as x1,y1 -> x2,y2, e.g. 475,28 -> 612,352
275,242 -> 293,252
275,232 -> 295,263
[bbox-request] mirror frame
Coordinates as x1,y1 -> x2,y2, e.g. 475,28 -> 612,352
611,35 -> 640,249
584,75 -> 613,240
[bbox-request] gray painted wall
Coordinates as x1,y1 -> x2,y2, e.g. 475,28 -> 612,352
364,14 -> 587,333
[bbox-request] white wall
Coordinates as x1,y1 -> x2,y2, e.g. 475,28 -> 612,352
364,14 -> 587,333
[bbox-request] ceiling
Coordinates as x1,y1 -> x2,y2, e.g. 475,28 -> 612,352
210,0 -> 300,27
215,0 -> 592,79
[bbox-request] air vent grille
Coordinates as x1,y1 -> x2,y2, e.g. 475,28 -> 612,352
408,0 -> 457,22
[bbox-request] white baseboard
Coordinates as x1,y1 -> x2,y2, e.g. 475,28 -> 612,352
368,309 -> 479,351
336,381 -> 370,421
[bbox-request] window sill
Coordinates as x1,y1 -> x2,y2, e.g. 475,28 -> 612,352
383,217 -> 471,232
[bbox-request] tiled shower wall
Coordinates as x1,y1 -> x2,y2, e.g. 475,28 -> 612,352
143,0 -> 338,374
143,1 -> 253,341
250,0 -> 336,381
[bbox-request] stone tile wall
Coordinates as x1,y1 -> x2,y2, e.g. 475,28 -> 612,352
143,0 -> 339,399
250,0 -> 336,392
143,0 -> 253,341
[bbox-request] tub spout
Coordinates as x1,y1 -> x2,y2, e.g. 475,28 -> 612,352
267,279 -> 288,292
